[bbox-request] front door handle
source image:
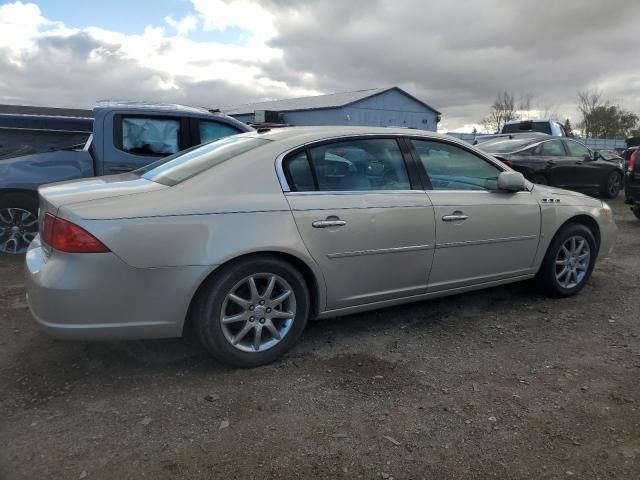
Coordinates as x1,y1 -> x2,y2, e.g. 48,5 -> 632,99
312,218 -> 347,228
442,212 -> 468,222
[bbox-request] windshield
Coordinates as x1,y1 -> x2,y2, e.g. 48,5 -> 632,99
502,121 -> 552,135
476,138 -> 539,154
138,136 -> 269,186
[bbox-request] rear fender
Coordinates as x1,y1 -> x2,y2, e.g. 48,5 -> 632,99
0,150 -> 94,190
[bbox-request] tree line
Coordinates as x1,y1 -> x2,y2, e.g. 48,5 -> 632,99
481,89 -> 640,139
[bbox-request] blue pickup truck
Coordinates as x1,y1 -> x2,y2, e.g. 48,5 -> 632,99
0,101 -> 251,254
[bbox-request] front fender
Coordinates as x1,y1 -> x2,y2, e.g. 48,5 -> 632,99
0,150 -> 94,190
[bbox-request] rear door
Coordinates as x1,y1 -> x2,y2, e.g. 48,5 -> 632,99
408,138 -> 541,292
282,137 -> 435,310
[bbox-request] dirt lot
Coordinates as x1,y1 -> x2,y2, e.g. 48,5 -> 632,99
1,196 -> 639,480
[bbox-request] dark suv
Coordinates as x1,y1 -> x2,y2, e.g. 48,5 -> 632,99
625,148 -> 640,219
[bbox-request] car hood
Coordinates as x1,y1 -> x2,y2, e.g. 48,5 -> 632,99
39,173 -> 167,211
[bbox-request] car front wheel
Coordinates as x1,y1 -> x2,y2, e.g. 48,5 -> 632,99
537,223 -> 597,297
193,255 -> 310,368
602,171 -> 622,198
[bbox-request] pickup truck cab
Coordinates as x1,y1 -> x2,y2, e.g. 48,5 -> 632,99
0,101 -> 252,254
474,119 -> 570,145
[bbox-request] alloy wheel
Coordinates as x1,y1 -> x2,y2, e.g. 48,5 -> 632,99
0,207 -> 38,254
554,235 -> 591,289
220,273 -> 296,353
608,173 -> 621,197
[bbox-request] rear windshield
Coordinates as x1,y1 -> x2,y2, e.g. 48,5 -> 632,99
476,138 -> 539,154
502,121 -> 552,135
138,136 -> 269,186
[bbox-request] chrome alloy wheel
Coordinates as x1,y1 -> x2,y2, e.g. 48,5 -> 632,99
220,273 -> 296,353
554,235 -> 591,289
0,207 -> 38,254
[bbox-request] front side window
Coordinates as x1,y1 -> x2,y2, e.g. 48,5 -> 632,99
199,121 -> 240,144
564,140 -> 591,158
411,139 -> 501,191
285,138 -> 411,192
121,117 -> 180,155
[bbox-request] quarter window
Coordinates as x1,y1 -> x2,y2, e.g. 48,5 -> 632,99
564,140 -> 591,158
411,139 -> 501,191
199,121 -> 240,143
120,116 -> 180,156
285,138 -> 411,192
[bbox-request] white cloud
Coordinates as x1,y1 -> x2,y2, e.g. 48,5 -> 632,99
165,13 -> 199,36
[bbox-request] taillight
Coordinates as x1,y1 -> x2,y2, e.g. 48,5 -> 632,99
495,156 -> 513,167
629,149 -> 638,173
41,213 -> 110,253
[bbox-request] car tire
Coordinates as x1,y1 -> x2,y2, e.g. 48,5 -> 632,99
531,174 -> 548,185
633,205 -> 640,220
0,191 -> 39,255
602,171 -> 622,198
192,255 -> 310,368
536,223 -> 597,297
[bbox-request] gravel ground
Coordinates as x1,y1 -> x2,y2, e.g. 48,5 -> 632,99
1,195 -> 639,480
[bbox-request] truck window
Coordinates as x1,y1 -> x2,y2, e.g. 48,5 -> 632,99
199,121 -> 241,144
120,117 -> 180,156
502,121 -> 552,135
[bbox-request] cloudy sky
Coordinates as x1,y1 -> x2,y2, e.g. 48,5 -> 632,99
1,0 -> 639,131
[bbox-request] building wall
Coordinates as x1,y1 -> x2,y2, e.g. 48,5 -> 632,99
230,90 -> 440,131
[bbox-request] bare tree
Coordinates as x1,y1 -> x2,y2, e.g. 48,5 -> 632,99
577,89 -> 604,137
481,91 -> 517,133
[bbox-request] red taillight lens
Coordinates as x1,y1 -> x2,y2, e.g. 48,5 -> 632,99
629,149 -> 638,173
41,213 -> 110,253
495,156 -> 513,167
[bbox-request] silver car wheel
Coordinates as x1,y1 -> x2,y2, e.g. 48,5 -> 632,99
0,207 -> 38,254
220,273 -> 296,353
554,235 -> 591,289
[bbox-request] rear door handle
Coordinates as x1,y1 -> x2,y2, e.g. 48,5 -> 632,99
312,218 -> 347,228
442,213 -> 468,222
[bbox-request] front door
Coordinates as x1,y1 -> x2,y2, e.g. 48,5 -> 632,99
282,137 -> 436,310
409,138 -> 541,292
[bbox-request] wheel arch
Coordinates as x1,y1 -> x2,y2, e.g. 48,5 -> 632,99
183,250 -> 325,335
0,188 -> 39,203
556,214 -> 601,252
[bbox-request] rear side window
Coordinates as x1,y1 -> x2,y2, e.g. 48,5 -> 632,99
411,139 -> 501,191
537,140 -> 566,156
285,138 -> 411,192
139,136 -> 268,186
502,121 -> 552,135
199,121 -> 240,144
120,117 -> 180,156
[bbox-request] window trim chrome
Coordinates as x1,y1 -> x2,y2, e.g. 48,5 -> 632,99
274,132 -> 510,193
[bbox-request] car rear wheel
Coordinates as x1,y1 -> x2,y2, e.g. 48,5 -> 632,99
193,255 -> 310,368
602,171 -> 622,198
0,192 -> 39,255
531,174 -> 548,185
536,223 -> 597,297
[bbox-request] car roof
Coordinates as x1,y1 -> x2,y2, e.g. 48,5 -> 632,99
240,126 -> 454,149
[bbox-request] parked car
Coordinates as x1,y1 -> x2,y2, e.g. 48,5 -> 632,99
622,146 -> 638,171
26,127 -> 617,367
0,102 -> 251,254
474,119 -> 570,144
478,137 -> 624,198
624,148 -> 640,219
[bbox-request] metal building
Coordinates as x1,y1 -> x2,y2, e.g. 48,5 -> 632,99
223,87 -> 441,131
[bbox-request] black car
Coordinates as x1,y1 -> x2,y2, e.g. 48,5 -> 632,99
624,148 -> 640,219
478,137 -> 624,198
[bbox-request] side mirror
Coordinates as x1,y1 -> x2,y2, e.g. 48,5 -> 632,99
592,151 -> 600,161
497,171 -> 526,192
